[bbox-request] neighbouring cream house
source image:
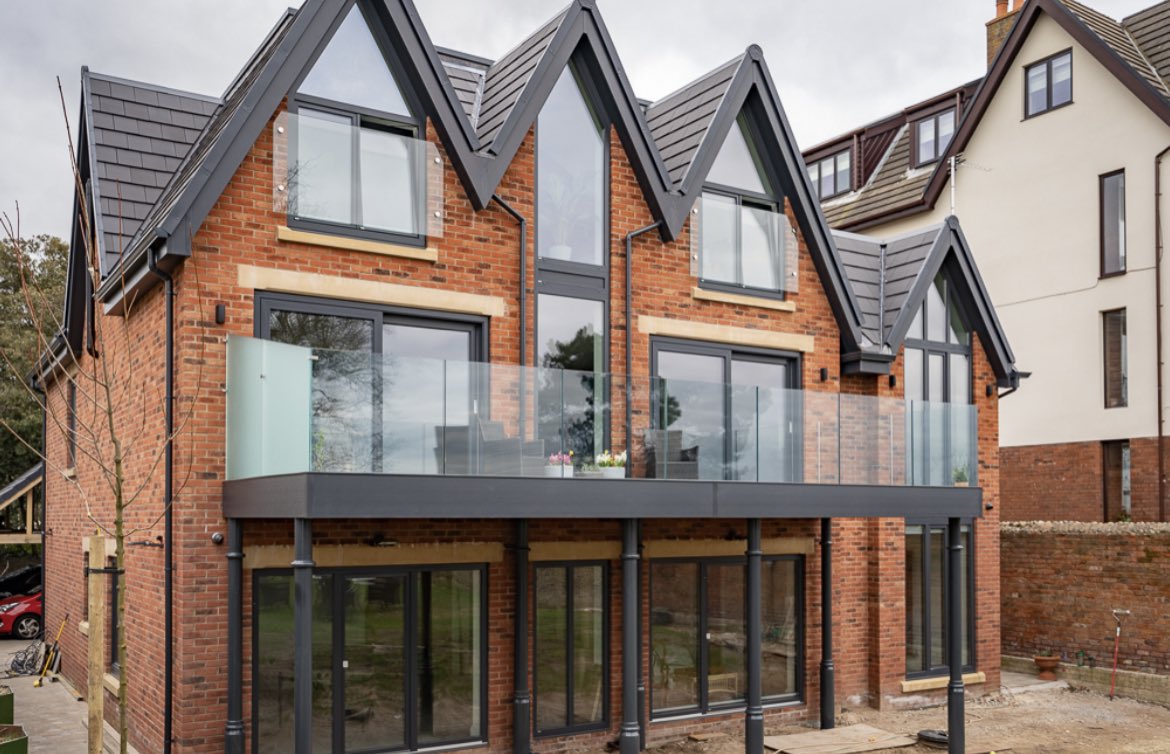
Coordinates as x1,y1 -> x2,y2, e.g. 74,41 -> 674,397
805,0 -> 1170,523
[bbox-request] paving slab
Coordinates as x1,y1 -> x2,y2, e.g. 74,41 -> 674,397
0,640 -> 87,753
764,724 -> 916,753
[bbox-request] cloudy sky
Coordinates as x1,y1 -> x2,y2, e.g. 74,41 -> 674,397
0,0 -> 1153,239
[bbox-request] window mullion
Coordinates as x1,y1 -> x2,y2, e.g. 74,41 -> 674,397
351,115 -> 364,228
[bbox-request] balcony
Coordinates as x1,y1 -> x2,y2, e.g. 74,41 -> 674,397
225,335 -> 976,491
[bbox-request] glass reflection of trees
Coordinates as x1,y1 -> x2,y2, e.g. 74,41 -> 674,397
539,324 -> 604,465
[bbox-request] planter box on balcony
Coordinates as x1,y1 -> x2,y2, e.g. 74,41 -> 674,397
0,725 -> 27,754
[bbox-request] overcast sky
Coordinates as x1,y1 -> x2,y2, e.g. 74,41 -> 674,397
0,0 -> 1153,239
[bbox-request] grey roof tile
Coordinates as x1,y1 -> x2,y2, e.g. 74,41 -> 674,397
476,9 -> 565,148
646,56 -> 741,188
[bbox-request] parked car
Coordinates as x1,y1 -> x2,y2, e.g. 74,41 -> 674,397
0,566 -> 40,601
0,588 -> 41,639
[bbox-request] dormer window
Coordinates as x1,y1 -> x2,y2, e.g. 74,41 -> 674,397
698,115 -> 787,296
914,110 -> 955,166
1026,50 -> 1072,118
807,149 -> 851,199
287,2 -> 424,244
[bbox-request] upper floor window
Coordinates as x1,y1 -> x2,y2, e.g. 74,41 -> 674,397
1100,170 -> 1126,277
1025,50 -> 1072,117
288,2 -> 423,242
914,110 -> 955,166
699,116 -> 786,295
537,65 -> 606,267
1103,308 -> 1127,408
807,149 -> 851,199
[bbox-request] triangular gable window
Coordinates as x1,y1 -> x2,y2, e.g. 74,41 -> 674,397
706,116 -> 769,196
298,3 -> 412,118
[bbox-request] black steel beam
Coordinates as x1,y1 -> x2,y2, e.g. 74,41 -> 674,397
513,520 -> 531,754
223,474 -> 983,521
745,519 -> 763,754
224,519 -> 245,754
620,519 -> 640,754
293,518 -> 314,754
947,517 -> 965,754
820,518 -> 835,730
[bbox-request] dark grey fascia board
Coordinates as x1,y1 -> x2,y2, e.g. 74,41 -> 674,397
80,67 -> 108,273
841,350 -> 894,376
223,473 -> 983,520
98,238 -> 185,316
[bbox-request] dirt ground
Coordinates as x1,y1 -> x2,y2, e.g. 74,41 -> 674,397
632,684 -> 1170,754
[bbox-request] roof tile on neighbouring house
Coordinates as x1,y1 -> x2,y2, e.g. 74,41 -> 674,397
1122,0 -> 1170,86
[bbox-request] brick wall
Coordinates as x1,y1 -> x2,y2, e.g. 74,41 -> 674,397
1001,522 -> 1170,675
41,92 -> 1003,752
1001,438 -> 1166,522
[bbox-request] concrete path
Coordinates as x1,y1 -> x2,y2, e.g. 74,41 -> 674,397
0,639 -> 87,753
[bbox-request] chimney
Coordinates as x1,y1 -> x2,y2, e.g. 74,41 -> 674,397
987,0 -> 1024,66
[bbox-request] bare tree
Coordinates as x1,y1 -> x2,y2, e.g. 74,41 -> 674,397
0,79 -> 205,754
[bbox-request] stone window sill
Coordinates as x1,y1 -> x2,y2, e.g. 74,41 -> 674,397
691,286 -> 796,312
277,225 -> 438,263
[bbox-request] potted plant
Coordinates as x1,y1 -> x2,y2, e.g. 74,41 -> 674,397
0,724 -> 27,754
545,451 -> 574,478
0,686 -> 11,726
596,450 -> 627,479
952,465 -> 969,487
1033,649 -> 1061,681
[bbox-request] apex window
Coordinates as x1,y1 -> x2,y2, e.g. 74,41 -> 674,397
1025,50 -> 1072,117
807,149 -> 851,199
1100,170 -> 1126,276
914,110 -> 955,166
698,115 -> 789,296
1103,309 -> 1127,408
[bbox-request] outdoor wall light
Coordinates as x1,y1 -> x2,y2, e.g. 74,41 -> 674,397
986,384 -> 995,398
819,368 -> 829,382
215,303 -> 226,325
889,375 -> 897,389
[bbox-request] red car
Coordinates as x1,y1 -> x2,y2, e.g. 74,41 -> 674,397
0,588 -> 41,639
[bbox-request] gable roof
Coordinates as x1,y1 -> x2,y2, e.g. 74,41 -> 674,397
835,217 -> 1019,387
0,464 -> 42,510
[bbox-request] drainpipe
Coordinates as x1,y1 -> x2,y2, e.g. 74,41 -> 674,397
493,195 -> 528,432
1155,147 -> 1169,521
625,223 -> 660,472
37,384 -> 47,641
146,247 -> 175,754
513,520 -> 530,754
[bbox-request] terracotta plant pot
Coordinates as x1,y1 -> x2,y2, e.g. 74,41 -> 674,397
1034,654 -> 1060,681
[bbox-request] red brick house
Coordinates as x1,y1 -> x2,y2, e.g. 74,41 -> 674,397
38,1 -> 1018,753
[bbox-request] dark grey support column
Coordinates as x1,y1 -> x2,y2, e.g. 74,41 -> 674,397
637,520 -> 646,751
513,520 -> 531,754
225,520 -> 245,754
946,518 -> 965,754
819,518 -> 835,730
745,519 -> 764,754
293,518 -> 314,754
620,519 -> 640,754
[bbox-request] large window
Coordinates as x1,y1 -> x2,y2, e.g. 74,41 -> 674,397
650,557 -> 802,717
1103,309 -> 1127,408
1100,170 -> 1126,277
806,149 -> 851,199
536,293 -> 606,465
289,2 -> 423,242
914,110 -> 955,166
700,115 -> 785,295
534,563 -> 608,735
537,65 -> 605,267
1025,50 -> 1073,117
253,566 -> 486,753
258,293 -> 485,474
904,274 -> 973,486
650,340 -> 799,482
905,524 -> 974,678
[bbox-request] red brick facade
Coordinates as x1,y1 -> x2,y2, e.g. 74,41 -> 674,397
1001,438 -> 1165,522
41,77 -> 1002,752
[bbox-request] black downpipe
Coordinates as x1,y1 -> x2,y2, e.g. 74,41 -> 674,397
946,518 -> 965,754
1155,147 -> 1169,521
819,518 -> 835,730
37,385 -> 47,643
493,195 -> 528,433
625,223 -> 660,472
745,519 -> 763,754
636,519 -> 645,750
513,520 -> 530,754
619,519 -> 640,754
225,520 -> 244,754
147,248 -> 175,754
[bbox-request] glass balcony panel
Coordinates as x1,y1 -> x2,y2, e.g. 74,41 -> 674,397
225,336 -> 976,487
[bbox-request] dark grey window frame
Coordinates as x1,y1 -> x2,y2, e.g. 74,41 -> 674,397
648,554 -> 805,719
649,336 -> 803,482
250,564 -> 490,754
698,116 -> 789,302
904,520 -> 976,679
1024,48 -> 1074,119
532,560 -> 611,737
1103,308 -> 1128,409
1099,169 -> 1126,278
806,148 -> 852,200
912,108 -> 956,167
286,0 -> 428,248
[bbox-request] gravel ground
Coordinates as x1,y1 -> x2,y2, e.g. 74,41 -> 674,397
611,684 -> 1170,754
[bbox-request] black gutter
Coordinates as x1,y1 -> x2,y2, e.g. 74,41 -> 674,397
1156,146 -> 1169,521
492,195 -> 528,434
625,222 -> 659,472
146,247 -> 175,754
